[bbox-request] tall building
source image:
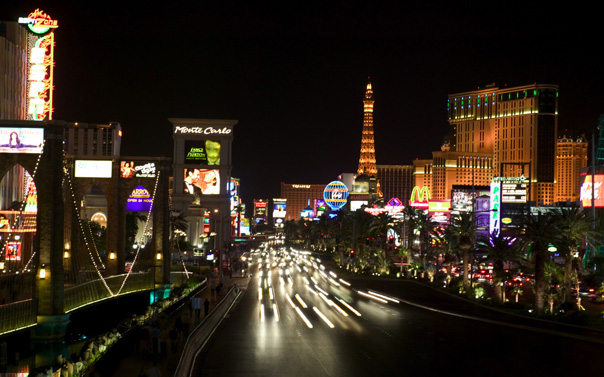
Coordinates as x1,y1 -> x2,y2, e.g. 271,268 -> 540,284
447,83 -> 559,204
377,164 -> 414,203
280,183 -> 325,221
413,144 -> 494,201
555,134 -> 587,203
63,121 -> 122,157
357,79 -> 377,177
0,21 -> 28,120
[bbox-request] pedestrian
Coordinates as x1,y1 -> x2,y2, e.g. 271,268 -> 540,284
151,322 -> 160,356
159,326 -> 168,358
204,298 -> 210,317
169,325 -> 179,354
191,297 -> 201,320
210,281 -> 216,298
181,313 -> 190,338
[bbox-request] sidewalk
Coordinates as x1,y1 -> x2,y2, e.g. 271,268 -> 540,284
86,275 -> 250,377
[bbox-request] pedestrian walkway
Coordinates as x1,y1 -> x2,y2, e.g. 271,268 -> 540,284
86,275 -> 250,377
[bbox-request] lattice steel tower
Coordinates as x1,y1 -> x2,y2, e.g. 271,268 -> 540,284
357,79 -> 377,177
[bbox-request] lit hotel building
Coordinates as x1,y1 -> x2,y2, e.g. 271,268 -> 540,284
280,183 -> 325,221
376,165 -> 414,203
447,83 -> 558,204
413,145 -> 494,200
555,134 -> 587,203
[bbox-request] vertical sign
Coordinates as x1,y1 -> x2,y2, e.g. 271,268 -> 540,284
19,9 -> 59,121
490,182 -> 501,235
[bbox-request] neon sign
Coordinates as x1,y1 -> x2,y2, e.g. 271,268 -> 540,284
409,186 -> 430,208
20,9 -> 58,121
323,181 -> 349,210
19,9 -> 59,34
174,126 -> 232,135
490,182 -> 501,234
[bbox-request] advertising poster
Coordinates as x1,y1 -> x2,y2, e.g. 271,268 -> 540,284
0,128 -> 44,154
184,140 -> 221,165
5,242 -> 21,260
120,161 -> 156,178
184,169 -> 220,204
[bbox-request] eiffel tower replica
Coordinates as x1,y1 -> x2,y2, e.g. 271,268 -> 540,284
355,78 -> 383,205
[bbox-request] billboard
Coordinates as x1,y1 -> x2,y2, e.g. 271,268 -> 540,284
184,140 -> 221,165
120,161 -> 156,178
254,200 -> 268,218
126,185 -> 153,212
75,160 -> 112,178
501,182 -> 527,203
580,174 -> 604,207
273,199 -> 287,218
410,186 -> 430,208
19,9 -> 59,121
0,128 -> 44,154
184,169 -> 220,204
5,242 -> 21,261
490,182 -> 501,234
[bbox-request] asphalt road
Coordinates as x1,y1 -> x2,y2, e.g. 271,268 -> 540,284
194,254 -> 604,376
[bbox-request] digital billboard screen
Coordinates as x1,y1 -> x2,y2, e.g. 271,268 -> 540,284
184,169 -> 220,204
184,140 -> 221,165
75,160 -> 112,178
581,174 -> 604,207
273,200 -> 287,218
120,161 -> 156,178
0,127 -> 44,154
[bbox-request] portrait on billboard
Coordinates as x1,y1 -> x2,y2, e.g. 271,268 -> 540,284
184,169 -> 220,204
0,128 -> 44,154
120,161 -> 136,178
184,140 -> 221,165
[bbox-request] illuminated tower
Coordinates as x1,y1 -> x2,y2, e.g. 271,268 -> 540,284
357,79 -> 377,177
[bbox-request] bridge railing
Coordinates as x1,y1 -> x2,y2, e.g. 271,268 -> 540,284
0,299 -> 37,336
64,272 -> 154,312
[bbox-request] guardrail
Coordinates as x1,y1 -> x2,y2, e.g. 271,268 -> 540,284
175,285 -> 242,377
0,299 -> 36,336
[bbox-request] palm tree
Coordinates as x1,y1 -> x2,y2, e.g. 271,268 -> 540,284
368,212 -> 397,258
518,212 -> 562,313
447,212 -> 477,291
403,207 -> 419,261
476,231 -> 521,303
553,207 -> 603,303
414,210 -> 439,269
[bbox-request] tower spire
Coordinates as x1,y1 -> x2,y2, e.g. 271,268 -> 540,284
357,78 -> 377,177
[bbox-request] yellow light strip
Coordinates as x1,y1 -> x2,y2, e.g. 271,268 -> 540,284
313,307 -> 335,328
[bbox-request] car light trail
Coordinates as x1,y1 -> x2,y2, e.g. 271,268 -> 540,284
334,297 -> 362,317
329,271 -> 337,278
280,277 -> 285,286
357,291 -> 388,304
288,276 -> 294,287
260,304 -> 265,322
328,277 -> 341,286
328,300 -> 348,317
318,292 -> 331,305
273,303 -> 280,322
295,307 -> 313,328
313,307 -> 335,328
269,287 -> 274,300
306,285 -> 318,295
315,285 -> 328,296
258,287 -> 263,301
338,278 -> 351,286
368,290 -> 400,303
285,293 -> 296,309
295,294 -> 308,308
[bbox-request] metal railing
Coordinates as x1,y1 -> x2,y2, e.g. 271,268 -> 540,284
175,285 -> 242,377
0,299 -> 36,336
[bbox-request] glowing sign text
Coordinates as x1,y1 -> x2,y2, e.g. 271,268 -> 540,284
174,126 -> 232,135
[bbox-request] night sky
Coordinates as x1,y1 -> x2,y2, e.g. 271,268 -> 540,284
2,2 -> 602,209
